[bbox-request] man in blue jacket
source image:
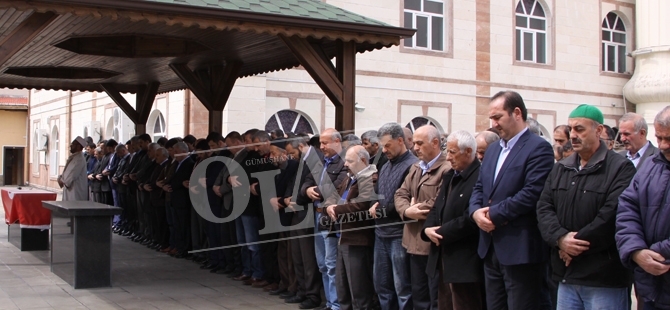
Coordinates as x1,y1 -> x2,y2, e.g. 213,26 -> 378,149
617,106 -> 670,310
469,91 -> 554,309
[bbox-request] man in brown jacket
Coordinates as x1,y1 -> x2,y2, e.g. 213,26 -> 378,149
324,145 -> 377,310
395,125 -> 451,309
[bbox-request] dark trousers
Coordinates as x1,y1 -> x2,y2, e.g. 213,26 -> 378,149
169,205 -> 190,253
290,225 -> 322,303
336,244 -> 375,310
190,207 -> 208,256
437,262 -> 485,310
100,191 -> 113,206
260,232 -> 280,283
483,245 -> 545,310
410,254 -> 439,310
206,202 -> 224,267
153,199 -> 168,247
277,231 -> 297,292
220,220 -> 240,271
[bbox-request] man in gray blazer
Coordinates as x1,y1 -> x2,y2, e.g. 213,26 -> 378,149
618,113 -> 659,168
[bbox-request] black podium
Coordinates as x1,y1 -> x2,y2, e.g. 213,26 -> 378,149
42,201 -> 122,289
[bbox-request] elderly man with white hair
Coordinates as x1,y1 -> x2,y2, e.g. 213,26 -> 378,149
422,130 -> 484,309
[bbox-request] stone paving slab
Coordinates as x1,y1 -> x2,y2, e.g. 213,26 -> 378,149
0,186 -> 311,310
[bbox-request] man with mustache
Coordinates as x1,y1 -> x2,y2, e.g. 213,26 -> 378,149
618,112 -> 659,168
537,104 -> 636,309
617,106 -> 670,310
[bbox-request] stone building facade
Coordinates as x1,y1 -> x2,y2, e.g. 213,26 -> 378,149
27,0 -> 646,191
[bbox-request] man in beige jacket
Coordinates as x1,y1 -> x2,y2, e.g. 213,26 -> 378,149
395,125 -> 451,309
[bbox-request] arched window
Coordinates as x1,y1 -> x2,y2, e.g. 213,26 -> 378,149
152,112 -> 166,142
602,12 -> 626,73
405,116 -> 444,133
516,0 -> 547,64
49,126 -> 59,177
265,110 -> 316,135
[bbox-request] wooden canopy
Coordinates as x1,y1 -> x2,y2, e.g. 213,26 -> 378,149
0,0 -> 414,133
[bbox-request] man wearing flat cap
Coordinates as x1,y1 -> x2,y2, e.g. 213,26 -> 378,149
537,104 -> 636,309
58,136 -> 89,201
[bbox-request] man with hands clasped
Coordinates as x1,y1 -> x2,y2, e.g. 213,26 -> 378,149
617,106 -> 670,310
537,104 -> 636,309
395,125 -> 451,309
469,91 -> 554,309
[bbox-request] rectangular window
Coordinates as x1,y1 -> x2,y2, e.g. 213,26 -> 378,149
403,0 -> 445,51
607,45 -> 616,72
523,32 -> 533,61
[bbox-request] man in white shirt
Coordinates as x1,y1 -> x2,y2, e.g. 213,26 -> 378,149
618,112 -> 659,168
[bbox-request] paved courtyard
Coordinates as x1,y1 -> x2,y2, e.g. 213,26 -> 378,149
0,186 -> 302,310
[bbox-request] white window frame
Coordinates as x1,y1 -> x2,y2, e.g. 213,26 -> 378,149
49,125 -> 59,177
404,0 -> 445,51
602,13 -> 626,74
515,0 -> 547,64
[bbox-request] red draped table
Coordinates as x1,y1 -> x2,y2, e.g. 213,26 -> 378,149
2,188 -> 56,250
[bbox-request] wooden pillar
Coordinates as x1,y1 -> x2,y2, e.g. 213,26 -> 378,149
336,40 -> 356,132
279,35 -> 357,132
169,62 -> 242,134
99,82 -> 159,135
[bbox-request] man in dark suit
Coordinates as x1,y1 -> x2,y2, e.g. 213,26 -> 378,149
284,135 -> 325,308
165,142 -> 195,258
468,91 -> 554,309
618,112 -> 659,169
112,144 -> 131,232
144,147 -> 169,250
97,139 -> 118,207
423,130 -> 484,310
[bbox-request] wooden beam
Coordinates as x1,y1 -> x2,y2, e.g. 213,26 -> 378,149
335,40 -> 356,132
100,83 -> 139,123
211,61 -> 242,111
169,63 -> 214,110
0,12 -> 57,68
171,62 -> 242,133
100,82 -> 159,135
279,35 -> 344,107
136,81 -> 160,125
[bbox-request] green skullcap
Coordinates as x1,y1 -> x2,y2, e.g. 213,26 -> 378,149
569,104 -> 604,124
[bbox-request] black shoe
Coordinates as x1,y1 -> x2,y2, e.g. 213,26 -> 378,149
279,291 -> 296,299
298,299 -> 320,309
210,267 -> 223,273
215,268 -> 229,275
227,271 -> 242,278
140,238 -> 152,245
174,252 -> 192,259
193,256 -> 206,263
285,295 -> 305,304
121,230 -> 132,236
200,263 -> 216,270
221,266 -> 236,274
269,287 -> 288,295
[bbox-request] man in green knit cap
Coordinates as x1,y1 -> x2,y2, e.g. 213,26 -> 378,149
536,104 -> 637,309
